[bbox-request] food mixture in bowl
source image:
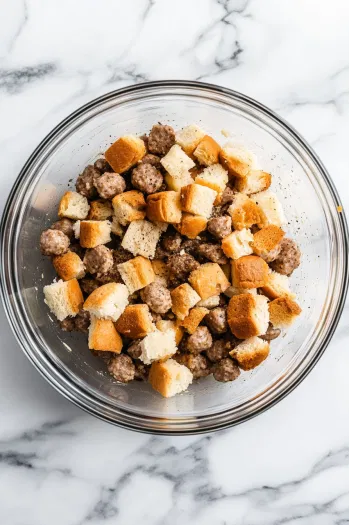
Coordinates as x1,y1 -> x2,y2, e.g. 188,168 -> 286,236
40,123 -> 302,398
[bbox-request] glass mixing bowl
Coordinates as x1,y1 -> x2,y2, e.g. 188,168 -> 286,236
1,81 -> 347,434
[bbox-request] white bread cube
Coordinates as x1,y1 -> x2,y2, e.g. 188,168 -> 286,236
224,286 -> 257,298
121,220 -> 162,259
261,271 -> 295,300
228,193 -> 263,230
138,330 -> 177,365
197,295 -> 221,308
83,283 -> 128,322
151,259 -> 170,286
112,190 -> 146,226
268,297 -> 302,329
180,184 -> 217,219
53,251 -> 85,281
161,145 -> 195,179
88,316 -> 123,353
164,172 -> 193,191
235,170 -> 272,195
219,142 -> 258,178
156,319 -> 184,345
171,283 -> 201,320
195,164 -> 228,197
105,135 -> 146,173
149,358 -> 193,397
58,191 -> 90,220
117,256 -> 155,293
111,217 -> 124,236
175,124 -> 205,155
251,190 -> 286,228
227,293 -> 269,339
230,337 -> 270,371
221,228 -> 253,259
43,278 -> 84,321
79,220 -> 111,248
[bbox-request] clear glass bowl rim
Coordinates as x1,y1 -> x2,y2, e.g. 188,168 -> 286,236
1,80 -> 348,435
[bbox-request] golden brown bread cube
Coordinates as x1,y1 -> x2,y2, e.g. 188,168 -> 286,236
188,263 -> 230,300
115,304 -> 155,339
146,191 -> 182,223
232,255 -> 269,289
105,135 -> 146,173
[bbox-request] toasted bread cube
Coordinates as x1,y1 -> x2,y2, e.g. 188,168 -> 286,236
146,191 -> 182,223
227,294 -> 269,339
189,263 -> 230,300
219,143 -> 258,178
112,190 -> 146,226
79,220 -> 111,248
164,172 -> 193,191
261,271 -> 295,300
87,200 -> 113,220
171,283 -> 201,320
161,144 -> 195,179
175,124 -> 205,155
121,220 -> 162,259
235,170 -> 272,195
149,359 -> 193,397
156,319 -> 184,345
88,316 -> 123,353
195,164 -> 228,199
193,135 -> 221,166
111,217 -> 124,236
105,135 -> 146,173
197,295 -> 221,308
152,259 -> 170,285
58,191 -> 90,220
139,330 -> 177,365
232,255 -> 269,288
221,228 -> 254,259
43,278 -> 84,321
268,296 -> 302,329
224,286 -> 257,298
53,251 -> 85,281
83,283 -> 128,321
230,336 -> 270,370
179,307 -> 209,334
115,304 -> 155,339
228,193 -> 263,230
252,225 -> 285,262
175,213 -> 207,239
117,256 -> 155,293
251,190 -> 286,228
180,184 -> 217,219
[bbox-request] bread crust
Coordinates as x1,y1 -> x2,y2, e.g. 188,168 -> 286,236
89,317 -> 123,353
170,283 -> 201,320
58,191 -> 90,220
228,194 -> 263,230
188,263 -> 230,300
146,191 -> 182,223
149,361 -> 172,397
179,306 -> 209,334
175,213 -> 207,239
87,200 -> 113,220
118,256 -> 155,293
66,278 -> 84,315
230,337 -> 270,370
115,304 -> 155,338
105,135 -> 146,173
232,255 -> 269,288
219,146 -> 255,179
268,296 -> 302,328
227,294 -> 262,339
79,220 -> 111,248
252,225 -> 285,257
235,170 -> 272,194
53,251 -> 85,281
83,283 -> 121,310
193,135 -> 221,166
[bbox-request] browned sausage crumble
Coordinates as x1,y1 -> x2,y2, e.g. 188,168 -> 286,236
41,123 -> 302,397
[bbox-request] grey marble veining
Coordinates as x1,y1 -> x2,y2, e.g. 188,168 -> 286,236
0,0 -> 349,523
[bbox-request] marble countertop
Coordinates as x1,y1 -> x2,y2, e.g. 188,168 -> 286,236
1,1 -> 349,523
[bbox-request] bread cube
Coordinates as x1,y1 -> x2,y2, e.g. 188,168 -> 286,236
252,225 -> 285,262
117,256 -> 155,293
87,200 -> 113,220
227,294 -> 269,339
121,220 -> 162,259
175,124 -> 205,155
175,213 -> 207,239
179,306 -> 209,334
189,262 -> 230,300
160,144 -> 195,179
170,283 -> 201,320
115,304 -> 155,339
228,193 -> 263,230
195,164 -> 228,199
261,271 -> 295,300
105,135 -> 146,173
193,135 -> 221,166
88,316 -> 123,353
146,191 -> 182,223
58,191 -> 90,220
221,228 -> 254,259
180,184 -> 217,219
268,296 -> 302,329
112,190 -> 146,226
43,278 -> 84,321
53,251 -> 85,281
83,283 -> 128,321
224,286 -> 257,298
235,170 -> 272,195
149,359 -> 193,397
139,330 -> 177,365
232,255 -> 269,288
196,295 -> 221,308
251,190 -> 286,228
230,336 -> 270,370
156,319 -> 184,345
79,220 -> 111,248
164,172 -> 193,191
219,143 -> 258,178
111,217 -> 124,236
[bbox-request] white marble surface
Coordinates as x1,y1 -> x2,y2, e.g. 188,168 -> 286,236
1,1 -> 349,523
